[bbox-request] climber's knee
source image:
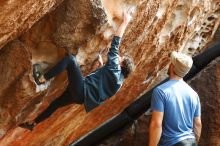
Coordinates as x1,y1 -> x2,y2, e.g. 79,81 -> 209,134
66,54 -> 77,66
73,97 -> 84,104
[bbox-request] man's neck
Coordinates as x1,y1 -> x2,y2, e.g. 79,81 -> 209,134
169,74 -> 182,80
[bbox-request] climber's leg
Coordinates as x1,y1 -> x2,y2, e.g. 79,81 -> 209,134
19,90 -> 75,130
44,54 -> 84,103
33,55 -> 79,85
18,55 -> 85,131
44,55 -> 79,80
35,90 -> 74,124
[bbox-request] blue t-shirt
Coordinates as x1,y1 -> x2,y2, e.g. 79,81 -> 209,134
151,79 -> 201,146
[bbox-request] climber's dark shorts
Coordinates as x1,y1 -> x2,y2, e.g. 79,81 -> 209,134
44,54 -> 84,104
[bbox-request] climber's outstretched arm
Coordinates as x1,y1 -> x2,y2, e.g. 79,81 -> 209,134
115,10 -> 133,37
106,10 -> 133,68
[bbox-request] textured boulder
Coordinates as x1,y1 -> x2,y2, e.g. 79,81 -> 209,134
189,57 -> 220,146
0,0 -> 64,49
0,0 -> 220,145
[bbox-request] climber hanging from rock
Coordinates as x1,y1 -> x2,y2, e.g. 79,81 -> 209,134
19,9 -> 135,130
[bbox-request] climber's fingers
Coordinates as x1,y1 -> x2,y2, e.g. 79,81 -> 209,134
127,7 -> 135,15
123,11 -> 132,23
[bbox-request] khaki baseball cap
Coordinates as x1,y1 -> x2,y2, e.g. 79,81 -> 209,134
170,51 -> 193,77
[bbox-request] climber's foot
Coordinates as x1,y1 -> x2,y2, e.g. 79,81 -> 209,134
19,121 -> 37,131
33,64 -> 46,85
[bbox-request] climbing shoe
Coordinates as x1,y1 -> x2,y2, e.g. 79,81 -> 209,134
19,121 -> 36,131
33,64 -> 45,85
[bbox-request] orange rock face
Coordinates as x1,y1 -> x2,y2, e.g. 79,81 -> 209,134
0,0 -> 64,49
0,0 -> 220,146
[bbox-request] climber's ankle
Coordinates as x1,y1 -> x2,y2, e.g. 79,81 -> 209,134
39,75 -> 46,83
